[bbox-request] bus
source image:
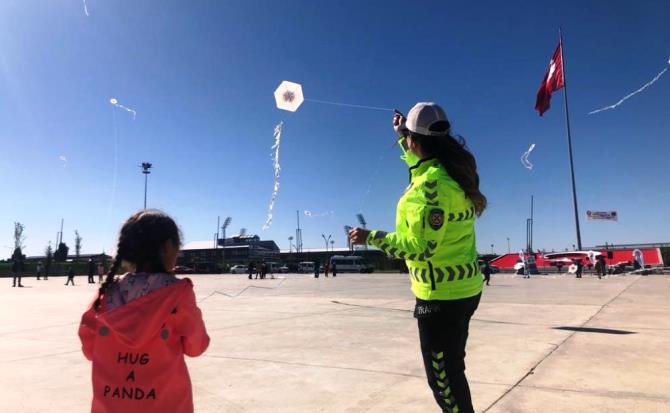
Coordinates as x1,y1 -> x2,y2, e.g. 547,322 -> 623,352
329,256 -> 374,273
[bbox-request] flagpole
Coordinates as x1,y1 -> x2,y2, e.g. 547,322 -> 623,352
559,28 -> 583,251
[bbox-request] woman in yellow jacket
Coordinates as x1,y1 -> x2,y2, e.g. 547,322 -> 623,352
350,102 -> 486,413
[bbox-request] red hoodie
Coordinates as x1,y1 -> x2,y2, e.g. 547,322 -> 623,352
78,277 -> 209,413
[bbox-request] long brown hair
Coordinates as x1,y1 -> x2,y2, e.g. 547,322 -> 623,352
93,210 -> 182,312
409,121 -> 487,216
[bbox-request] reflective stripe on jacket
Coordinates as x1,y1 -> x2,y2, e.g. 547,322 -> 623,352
367,158 -> 482,301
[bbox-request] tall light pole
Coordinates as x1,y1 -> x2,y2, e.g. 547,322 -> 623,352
288,236 -> 294,253
356,213 -> 367,251
330,240 -> 334,251
295,210 -> 303,253
491,244 -> 494,255
221,217 -> 231,271
140,162 -> 152,210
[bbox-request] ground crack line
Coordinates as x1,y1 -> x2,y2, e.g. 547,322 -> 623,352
482,276 -> 641,412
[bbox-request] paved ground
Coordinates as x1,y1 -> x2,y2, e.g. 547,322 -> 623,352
1,272 -> 669,412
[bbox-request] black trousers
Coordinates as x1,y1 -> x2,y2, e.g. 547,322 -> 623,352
417,293 -> 481,413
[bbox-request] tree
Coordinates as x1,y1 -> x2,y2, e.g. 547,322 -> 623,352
74,230 -> 82,262
44,243 -> 53,277
13,222 -> 26,253
54,242 -> 69,263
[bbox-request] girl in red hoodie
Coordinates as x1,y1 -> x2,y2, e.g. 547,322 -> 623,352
79,210 -> 210,413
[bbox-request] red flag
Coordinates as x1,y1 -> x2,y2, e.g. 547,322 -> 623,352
535,43 -> 564,116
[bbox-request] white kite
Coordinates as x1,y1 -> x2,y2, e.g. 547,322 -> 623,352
589,58 -> 669,115
520,144 -> 536,170
110,98 -> 137,120
83,0 -> 90,16
304,210 -> 334,218
274,81 -> 304,112
262,122 -> 283,229
59,155 -> 68,167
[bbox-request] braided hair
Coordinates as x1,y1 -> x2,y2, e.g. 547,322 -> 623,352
93,209 -> 182,312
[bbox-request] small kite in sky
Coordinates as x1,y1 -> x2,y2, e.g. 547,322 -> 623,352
59,155 -> 68,167
110,98 -> 137,120
274,81 -> 304,112
304,210 -> 334,218
588,57 -> 669,115
83,0 -> 90,16
520,144 -> 536,170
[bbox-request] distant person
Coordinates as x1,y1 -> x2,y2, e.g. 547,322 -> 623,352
599,256 -> 607,277
248,261 -> 255,280
87,259 -> 96,284
36,261 -> 44,281
65,266 -> 76,286
78,209 -> 209,413
97,262 -> 105,283
12,259 -> 24,288
324,262 -> 330,278
44,259 -> 50,280
332,261 -> 337,277
314,259 -> 320,278
575,259 -> 583,278
261,261 -> 267,280
348,103 -> 485,413
482,262 -> 492,286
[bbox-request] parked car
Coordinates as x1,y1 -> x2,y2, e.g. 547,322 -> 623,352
174,266 -> 195,274
298,261 -> 315,273
230,265 -> 247,274
279,265 -> 289,273
329,256 -> 374,273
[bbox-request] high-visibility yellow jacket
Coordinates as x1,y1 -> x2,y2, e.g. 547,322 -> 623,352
367,158 -> 483,301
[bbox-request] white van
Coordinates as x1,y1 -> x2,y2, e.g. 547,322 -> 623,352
329,256 -> 374,273
298,261 -> 315,273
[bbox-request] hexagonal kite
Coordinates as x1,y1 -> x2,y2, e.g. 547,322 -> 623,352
274,81 -> 304,112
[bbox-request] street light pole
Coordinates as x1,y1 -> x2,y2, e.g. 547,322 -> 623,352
140,162 -> 153,210
321,234 -> 332,250
221,217 -> 231,272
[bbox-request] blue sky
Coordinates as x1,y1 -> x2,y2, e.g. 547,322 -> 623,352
1,0 -> 669,258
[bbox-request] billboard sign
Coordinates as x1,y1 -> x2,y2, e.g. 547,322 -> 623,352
586,210 -> 618,221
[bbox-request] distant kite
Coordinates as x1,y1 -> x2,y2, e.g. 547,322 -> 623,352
521,144 -> 536,170
589,57 -> 669,115
110,98 -> 137,120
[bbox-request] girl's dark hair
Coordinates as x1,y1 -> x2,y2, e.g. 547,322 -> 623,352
409,121 -> 487,216
93,209 -> 182,312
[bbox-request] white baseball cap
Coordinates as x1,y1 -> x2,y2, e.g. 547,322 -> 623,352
405,102 -> 450,136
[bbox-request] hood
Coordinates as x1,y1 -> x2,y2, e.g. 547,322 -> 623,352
97,278 -> 191,348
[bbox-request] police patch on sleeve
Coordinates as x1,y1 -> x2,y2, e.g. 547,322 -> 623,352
429,209 -> 445,230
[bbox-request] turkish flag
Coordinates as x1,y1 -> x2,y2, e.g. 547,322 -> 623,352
535,43 -> 564,116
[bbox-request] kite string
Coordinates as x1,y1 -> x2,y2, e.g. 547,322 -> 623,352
588,66 -> 668,115
305,98 -> 393,112
104,106 -> 119,253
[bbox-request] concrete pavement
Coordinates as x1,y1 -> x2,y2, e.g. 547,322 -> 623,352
1,272 -> 668,412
